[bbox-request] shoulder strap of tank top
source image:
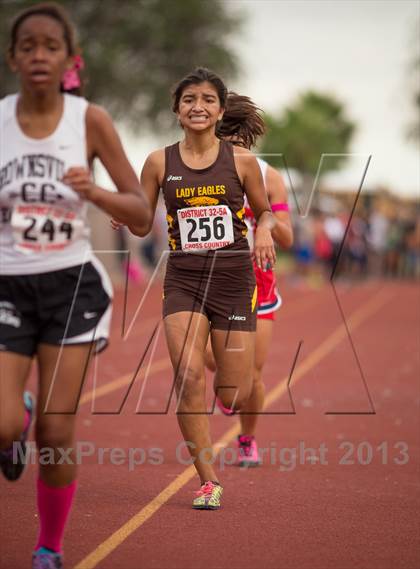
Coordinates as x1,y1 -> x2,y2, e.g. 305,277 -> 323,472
163,143 -> 180,185
0,94 -> 18,127
218,139 -> 236,167
62,94 -> 88,138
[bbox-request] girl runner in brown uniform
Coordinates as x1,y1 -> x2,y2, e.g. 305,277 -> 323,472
124,67 -> 276,509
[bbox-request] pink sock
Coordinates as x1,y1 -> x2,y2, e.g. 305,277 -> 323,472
36,478 -> 77,553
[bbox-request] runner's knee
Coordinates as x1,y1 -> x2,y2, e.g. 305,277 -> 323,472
35,419 -> 74,450
204,349 -> 216,372
175,366 -> 203,403
218,388 -> 250,411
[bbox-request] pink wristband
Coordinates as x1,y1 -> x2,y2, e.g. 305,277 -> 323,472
271,202 -> 289,212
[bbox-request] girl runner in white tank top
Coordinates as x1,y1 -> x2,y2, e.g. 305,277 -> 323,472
0,4 -> 150,568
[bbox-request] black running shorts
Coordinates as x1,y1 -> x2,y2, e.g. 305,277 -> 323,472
0,262 -> 111,356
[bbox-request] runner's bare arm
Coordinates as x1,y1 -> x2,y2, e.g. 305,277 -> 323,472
62,104 -> 151,227
125,150 -> 164,237
234,147 -> 276,268
266,165 -> 293,249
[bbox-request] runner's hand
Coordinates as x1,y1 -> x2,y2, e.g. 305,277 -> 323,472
62,167 -> 98,201
254,226 -> 276,270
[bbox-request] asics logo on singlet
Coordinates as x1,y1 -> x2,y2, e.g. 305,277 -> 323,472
228,314 -> 246,321
166,175 -> 182,182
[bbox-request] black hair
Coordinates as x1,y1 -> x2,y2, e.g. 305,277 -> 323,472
216,92 -> 266,149
172,67 -> 227,113
8,2 -> 83,95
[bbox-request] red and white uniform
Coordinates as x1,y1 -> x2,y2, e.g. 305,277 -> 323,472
245,158 -> 282,320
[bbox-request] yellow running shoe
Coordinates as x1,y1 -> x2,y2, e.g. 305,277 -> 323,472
192,481 -> 223,510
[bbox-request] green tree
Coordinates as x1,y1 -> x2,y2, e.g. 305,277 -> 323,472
260,91 -> 356,204
0,0 -> 242,131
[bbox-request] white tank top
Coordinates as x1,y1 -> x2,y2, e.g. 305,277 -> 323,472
0,93 -> 92,275
256,157 -> 268,184
244,157 -> 268,213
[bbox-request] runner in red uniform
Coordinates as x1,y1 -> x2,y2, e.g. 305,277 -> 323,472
207,93 -> 293,466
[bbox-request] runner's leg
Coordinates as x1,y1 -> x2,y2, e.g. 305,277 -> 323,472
0,352 -> 32,449
164,311 -> 218,483
34,343 -> 93,554
239,318 -> 273,435
211,328 -> 254,412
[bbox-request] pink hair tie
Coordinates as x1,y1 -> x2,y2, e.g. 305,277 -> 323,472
62,55 -> 84,91
271,202 -> 289,212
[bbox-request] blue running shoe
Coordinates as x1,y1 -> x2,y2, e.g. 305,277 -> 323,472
32,549 -> 63,569
0,391 -> 35,481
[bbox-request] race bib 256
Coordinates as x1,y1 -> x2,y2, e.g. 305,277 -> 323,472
177,205 -> 234,252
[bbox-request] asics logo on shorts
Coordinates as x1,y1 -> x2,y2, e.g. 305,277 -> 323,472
166,175 -> 182,182
228,314 -> 246,321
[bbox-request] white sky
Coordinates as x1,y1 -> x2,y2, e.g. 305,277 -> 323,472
105,0 -> 420,198
229,0 -> 420,196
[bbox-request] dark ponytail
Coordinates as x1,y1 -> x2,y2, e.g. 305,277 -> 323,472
217,92 -> 266,149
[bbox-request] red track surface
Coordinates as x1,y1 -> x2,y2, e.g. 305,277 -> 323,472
1,279 -> 419,569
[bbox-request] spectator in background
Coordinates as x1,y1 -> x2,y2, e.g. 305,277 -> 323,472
346,214 -> 368,277
293,216 -> 314,282
324,213 -> 346,274
367,205 -> 388,276
384,213 -> 404,277
313,212 -> 333,277
402,216 -> 420,278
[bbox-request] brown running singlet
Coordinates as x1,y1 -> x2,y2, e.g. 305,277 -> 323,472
162,140 -> 257,332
